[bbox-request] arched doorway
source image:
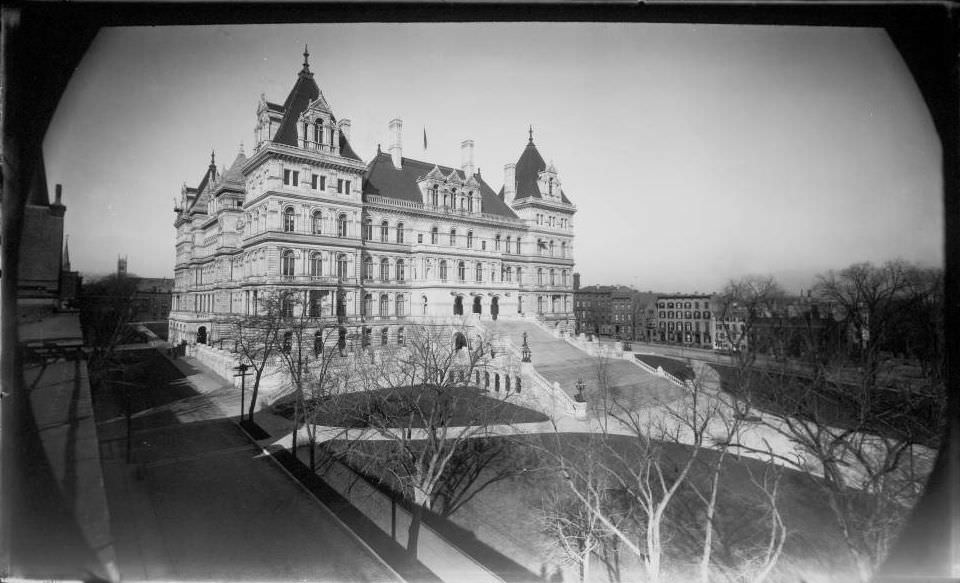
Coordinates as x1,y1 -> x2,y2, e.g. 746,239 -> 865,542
197,326 -> 207,344
472,296 -> 482,315
491,296 -> 500,320
453,295 -> 464,316
454,332 -> 467,351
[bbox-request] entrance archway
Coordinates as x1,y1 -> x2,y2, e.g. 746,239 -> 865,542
491,296 -> 500,320
197,326 -> 207,344
472,296 -> 482,315
454,332 -> 467,351
453,295 -> 464,315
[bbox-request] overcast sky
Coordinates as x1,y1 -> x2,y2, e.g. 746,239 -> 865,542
43,23 -> 942,292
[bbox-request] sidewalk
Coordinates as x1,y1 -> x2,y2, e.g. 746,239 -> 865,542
92,347 -> 402,582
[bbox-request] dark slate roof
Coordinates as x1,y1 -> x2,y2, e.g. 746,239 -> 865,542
270,64 -> 362,162
221,150 -> 247,186
273,68 -> 320,147
363,151 -> 518,219
266,101 -> 284,112
511,137 -> 571,204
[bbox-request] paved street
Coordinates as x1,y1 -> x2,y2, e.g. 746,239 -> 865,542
92,349 -> 401,582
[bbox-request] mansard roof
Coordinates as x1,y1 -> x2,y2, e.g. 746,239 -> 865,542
362,151 -> 519,219
508,135 -> 571,204
270,57 -> 362,161
220,149 -> 247,187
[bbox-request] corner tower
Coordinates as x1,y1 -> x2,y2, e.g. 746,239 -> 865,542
502,127 -> 577,329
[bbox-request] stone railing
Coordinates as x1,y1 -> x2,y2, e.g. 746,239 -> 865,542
631,357 -> 688,389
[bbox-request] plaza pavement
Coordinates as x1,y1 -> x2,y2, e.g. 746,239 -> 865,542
92,349 -> 403,582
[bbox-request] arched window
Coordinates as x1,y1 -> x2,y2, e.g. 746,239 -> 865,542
380,258 -> 390,281
449,229 -> 457,246
466,231 -> 473,248
363,294 -> 373,316
337,253 -> 348,278
495,235 -> 501,251
549,241 -> 555,257
380,220 -> 389,242
439,260 -> 448,281
516,267 -> 522,285
505,236 -> 511,254
379,294 -> 389,316
314,330 -> 323,356
457,261 -> 466,281
396,294 -> 405,316
424,260 -> 433,280
516,237 -> 521,254
468,195 -> 474,213
516,377 -> 522,393
281,250 -> 296,277
475,263 -> 483,282
454,333 -> 467,350
537,296 -> 544,314
396,259 -> 405,282
431,226 -> 439,244
443,192 -> 449,207
283,207 -> 295,232
310,253 -> 322,278
363,256 -> 373,280
421,296 -> 428,315
538,268 -> 544,285
494,374 -> 500,393
312,210 -> 322,234
561,241 -> 567,258
550,269 -> 556,286
381,327 -> 389,346
396,222 -> 405,243
363,217 -> 372,240
315,121 -> 324,146
337,214 -> 348,237
562,270 -> 568,287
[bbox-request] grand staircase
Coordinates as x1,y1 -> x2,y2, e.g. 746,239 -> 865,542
485,319 -> 682,407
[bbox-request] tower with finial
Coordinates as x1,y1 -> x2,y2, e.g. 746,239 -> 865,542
117,255 -> 128,278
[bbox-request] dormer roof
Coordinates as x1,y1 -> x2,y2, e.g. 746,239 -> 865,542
508,131 -> 571,204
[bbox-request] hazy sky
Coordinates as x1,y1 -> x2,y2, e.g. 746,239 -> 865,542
44,23 -> 942,292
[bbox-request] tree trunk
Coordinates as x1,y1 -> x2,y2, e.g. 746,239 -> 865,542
407,503 -> 423,558
248,370 -> 263,422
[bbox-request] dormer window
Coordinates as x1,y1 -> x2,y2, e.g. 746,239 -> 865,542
430,186 -> 439,206
283,207 -> 295,232
468,195 -> 474,213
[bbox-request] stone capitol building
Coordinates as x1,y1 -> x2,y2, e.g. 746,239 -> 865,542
169,49 -> 576,347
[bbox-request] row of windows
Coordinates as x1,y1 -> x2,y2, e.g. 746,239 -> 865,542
427,185 -> 479,213
283,208 -> 350,236
657,300 -> 710,310
282,169 -> 351,194
658,310 -> 712,320
281,250 -> 350,278
362,293 -> 407,317
535,213 -> 570,229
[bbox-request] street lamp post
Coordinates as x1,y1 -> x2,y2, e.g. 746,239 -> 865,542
233,363 -> 251,421
521,332 -> 532,363
575,377 -> 586,402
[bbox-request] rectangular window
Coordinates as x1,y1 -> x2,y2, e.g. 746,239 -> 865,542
345,180 -> 351,193
291,171 -> 299,186
283,169 -> 291,185
337,178 -> 344,193
418,233 -> 423,243
482,240 -> 486,250
311,174 -> 318,189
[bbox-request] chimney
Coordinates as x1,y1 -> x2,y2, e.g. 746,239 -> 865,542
461,139 -> 475,177
339,119 -> 351,141
388,118 -> 403,169
54,184 -> 63,206
503,163 -> 516,204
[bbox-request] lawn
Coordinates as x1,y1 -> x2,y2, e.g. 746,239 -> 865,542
272,384 -> 549,428
346,432 -> 866,583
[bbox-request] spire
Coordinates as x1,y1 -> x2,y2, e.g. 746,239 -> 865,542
528,124 -> 534,144
210,149 -> 216,167
63,236 -> 71,272
300,44 -> 313,78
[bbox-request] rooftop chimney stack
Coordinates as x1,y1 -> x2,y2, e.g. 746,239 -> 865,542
503,163 -> 517,204
388,118 -> 403,169
461,139 -> 475,178
54,184 -> 63,206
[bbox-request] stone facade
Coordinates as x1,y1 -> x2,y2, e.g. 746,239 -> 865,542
169,52 -> 576,346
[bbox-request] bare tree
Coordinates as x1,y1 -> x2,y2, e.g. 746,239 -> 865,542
228,293 -> 283,422
327,324 -> 524,558
547,358 -> 787,583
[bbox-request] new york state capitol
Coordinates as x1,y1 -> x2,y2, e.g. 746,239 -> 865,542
169,50 -> 576,348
